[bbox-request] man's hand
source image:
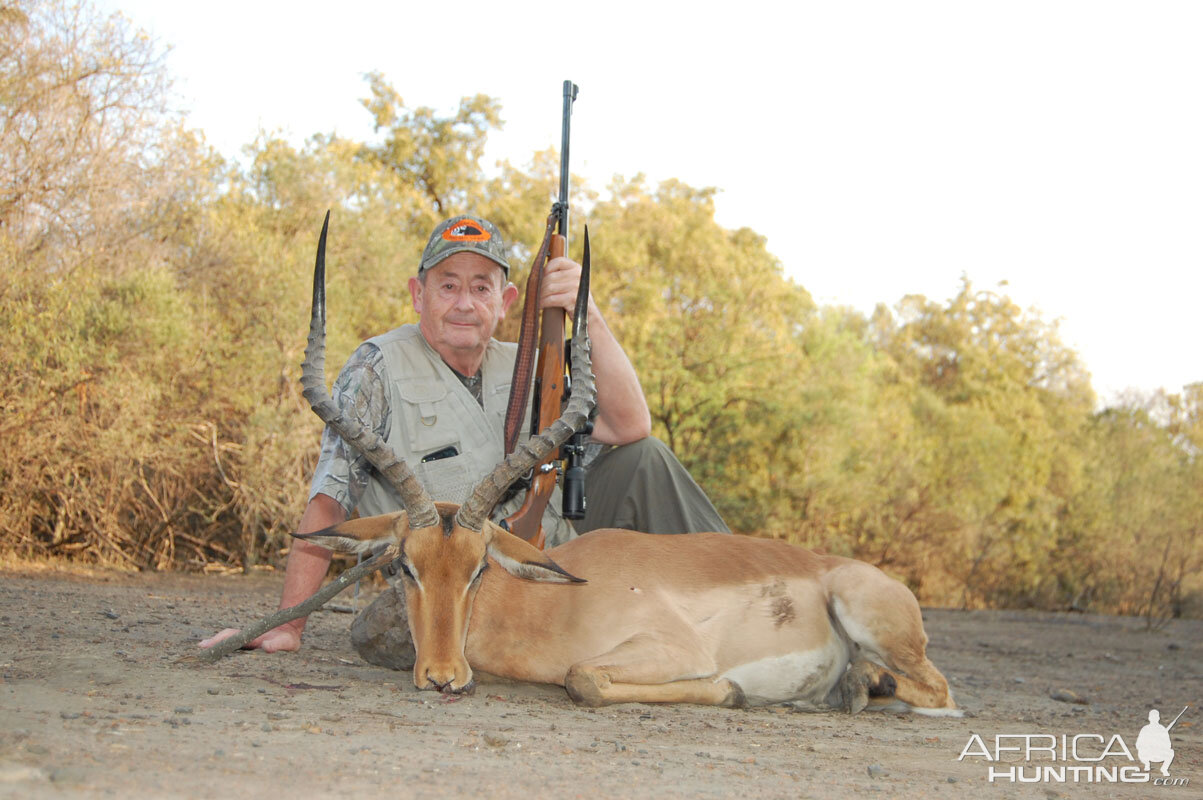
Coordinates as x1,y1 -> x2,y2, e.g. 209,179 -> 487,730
540,256 -> 595,315
193,498 -> 340,658
539,255 -> 652,444
199,493 -> 341,657
199,625 -> 301,653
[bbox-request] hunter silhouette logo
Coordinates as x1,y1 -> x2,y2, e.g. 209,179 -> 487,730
442,221 -> 491,242
957,705 -> 1191,786
1137,707 -> 1186,776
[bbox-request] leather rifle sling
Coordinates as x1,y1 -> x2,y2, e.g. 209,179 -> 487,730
502,208 -> 562,456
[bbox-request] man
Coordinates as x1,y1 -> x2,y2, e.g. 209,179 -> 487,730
201,215 -> 728,659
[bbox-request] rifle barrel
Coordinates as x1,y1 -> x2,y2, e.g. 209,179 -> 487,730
558,80 -> 579,238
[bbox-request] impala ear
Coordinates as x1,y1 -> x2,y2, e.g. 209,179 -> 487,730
482,521 -> 585,584
292,511 -> 408,555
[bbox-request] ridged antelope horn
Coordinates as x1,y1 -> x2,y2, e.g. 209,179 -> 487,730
455,227 -> 597,532
300,211 -> 440,530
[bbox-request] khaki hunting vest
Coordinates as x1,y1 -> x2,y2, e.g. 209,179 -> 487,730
355,324 -> 574,546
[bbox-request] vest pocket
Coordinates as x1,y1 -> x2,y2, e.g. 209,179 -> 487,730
396,378 -> 451,450
415,452 -> 478,506
488,382 -> 510,420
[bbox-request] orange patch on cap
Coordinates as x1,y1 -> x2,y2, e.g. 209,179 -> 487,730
441,221 -> 491,242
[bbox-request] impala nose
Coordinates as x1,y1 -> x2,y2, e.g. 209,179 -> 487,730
416,653 -> 474,694
422,669 -> 476,695
423,669 -> 454,692
423,668 -> 455,689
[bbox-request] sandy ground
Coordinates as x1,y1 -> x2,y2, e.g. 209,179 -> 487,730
0,565 -> 1199,800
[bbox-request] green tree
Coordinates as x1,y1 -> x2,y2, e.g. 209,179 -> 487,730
873,280 -> 1095,605
0,0 -> 198,268
586,177 -> 815,534
0,0 -> 225,568
358,72 -> 502,221
1060,395 -> 1203,624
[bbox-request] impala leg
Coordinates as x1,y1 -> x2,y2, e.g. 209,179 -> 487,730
871,655 -> 952,711
833,655 -> 953,712
827,562 -> 956,713
564,634 -> 743,708
835,659 -> 899,714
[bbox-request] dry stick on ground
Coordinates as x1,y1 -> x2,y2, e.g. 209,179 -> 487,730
190,550 -> 392,664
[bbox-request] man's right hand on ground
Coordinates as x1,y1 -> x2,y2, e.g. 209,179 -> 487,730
198,626 -> 301,653
199,493 -> 341,656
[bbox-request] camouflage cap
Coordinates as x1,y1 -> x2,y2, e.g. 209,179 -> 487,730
418,215 -> 510,278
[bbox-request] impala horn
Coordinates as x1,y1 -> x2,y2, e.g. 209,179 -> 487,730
300,211 -> 440,529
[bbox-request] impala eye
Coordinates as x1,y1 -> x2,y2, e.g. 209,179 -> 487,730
471,560 -> 489,583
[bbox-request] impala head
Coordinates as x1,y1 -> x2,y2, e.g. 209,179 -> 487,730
295,212 -> 595,694
296,504 -> 582,693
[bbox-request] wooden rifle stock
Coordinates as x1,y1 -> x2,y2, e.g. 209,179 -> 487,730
504,233 -> 567,547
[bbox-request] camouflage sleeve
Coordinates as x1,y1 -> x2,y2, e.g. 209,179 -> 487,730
307,343 -> 391,515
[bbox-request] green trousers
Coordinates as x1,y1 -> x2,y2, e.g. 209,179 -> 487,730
576,436 -> 730,536
350,437 -> 729,670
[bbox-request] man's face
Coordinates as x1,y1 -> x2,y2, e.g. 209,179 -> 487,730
408,253 -> 518,365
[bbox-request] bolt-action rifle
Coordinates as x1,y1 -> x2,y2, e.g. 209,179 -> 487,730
501,80 -> 587,547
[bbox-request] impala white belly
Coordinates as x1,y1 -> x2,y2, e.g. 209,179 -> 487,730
718,634 -> 849,706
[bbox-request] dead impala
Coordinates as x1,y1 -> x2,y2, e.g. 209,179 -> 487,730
295,216 -> 957,713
